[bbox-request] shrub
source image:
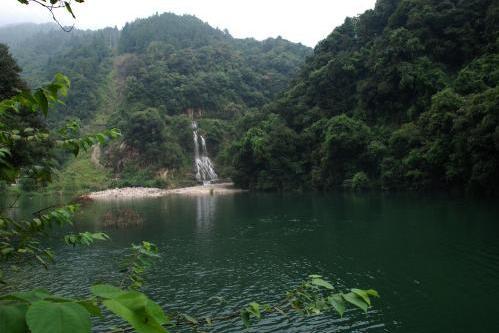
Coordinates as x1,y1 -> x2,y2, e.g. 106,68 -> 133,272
351,171 -> 370,191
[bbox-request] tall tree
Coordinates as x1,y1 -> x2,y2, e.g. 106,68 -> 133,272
0,43 -> 27,99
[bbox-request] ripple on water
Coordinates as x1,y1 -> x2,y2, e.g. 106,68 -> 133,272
3,193 -> 499,332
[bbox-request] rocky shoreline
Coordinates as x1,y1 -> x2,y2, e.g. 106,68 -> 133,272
86,182 -> 246,200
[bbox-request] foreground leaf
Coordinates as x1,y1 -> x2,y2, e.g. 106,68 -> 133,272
102,292 -> 168,333
310,278 -> 334,290
327,294 -> 346,317
240,310 -> 250,328
90,284 -> 125,299
366,289 -> 380,298
146,299 -> 169,325
342,292 -> 368,313
77,300 -> 102,317
1,289 -> 51,303
0,302 -> 28,333
352,288 -> 373,306
248,302 -> 261,319
26,301 -> 91,333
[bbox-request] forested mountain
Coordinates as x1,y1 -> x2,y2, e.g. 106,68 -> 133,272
229,0 -> 499,195
2,1 -> 497,195
0,13 -> 311,189
116,13 -> 311,117
1,25 -> 119,123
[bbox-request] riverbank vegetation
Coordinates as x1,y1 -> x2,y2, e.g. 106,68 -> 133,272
0,13 -> 311,191
2,0 -> 496,195
0,70 -> 377,333
2,0 -> 496,331
229,0 -> 499,194
0,3 -> 378,331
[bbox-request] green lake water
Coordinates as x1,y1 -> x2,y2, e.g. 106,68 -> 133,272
4,192 -> 499,332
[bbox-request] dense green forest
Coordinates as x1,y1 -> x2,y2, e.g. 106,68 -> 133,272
1,1 -> 497,332
0,8 -> 376,330
1,0 -> 498,195
0,13 -> 311,189
229,0 -> 499,194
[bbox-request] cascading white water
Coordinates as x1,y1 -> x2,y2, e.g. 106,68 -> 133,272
192,121 -> 218,185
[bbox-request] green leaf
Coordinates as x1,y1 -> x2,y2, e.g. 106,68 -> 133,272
26,301 -> 91,333
240,310 -> 250,328
64,2 -> 76,18
96,134 -> 106,144
102,292 -> 167,333
145,299 -> 169,325
64,232 -> 109,247
327,294 -> 345,317
1,289 -> 51,303
308,274 -> 323,279
91,232 -> 109,241
53,73 -> 70,96
76,300 -> 101,317
44,296 -> 75,303
366,289 -> 380,297
248,302 -> 261,319
342,292 -> 368,313
352,288 -> 371,306
310,278 -> 334,290
0,302 -> 28,333
90,284 -> 125,299
45,84 -> 62,100
33,90 -> 48,117
20,91 -> 36,107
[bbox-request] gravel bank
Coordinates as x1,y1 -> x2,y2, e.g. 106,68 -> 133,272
87,183 -> 245,200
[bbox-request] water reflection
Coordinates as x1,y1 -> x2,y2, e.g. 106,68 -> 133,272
102,208 -> 143,229
195,195 -> 217,231
5,193 -> 499,332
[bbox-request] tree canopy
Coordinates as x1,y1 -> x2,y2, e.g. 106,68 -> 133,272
229,0 -> 499,194
2,1 -> 497,195
0,14 -> 311,187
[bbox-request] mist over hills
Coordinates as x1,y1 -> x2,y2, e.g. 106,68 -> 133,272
1,0 -> 497,195
0,12 -> 312,189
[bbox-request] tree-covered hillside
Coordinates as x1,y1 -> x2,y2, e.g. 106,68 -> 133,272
1,25 -> 119,124
229,0 -> 499,195
0,13 -> 311,190
115,13 -> 311,116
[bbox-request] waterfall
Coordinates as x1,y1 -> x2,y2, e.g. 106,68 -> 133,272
192,121 -> 218,185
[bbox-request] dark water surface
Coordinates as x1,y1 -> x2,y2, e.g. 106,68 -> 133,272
5,192 -> 499,332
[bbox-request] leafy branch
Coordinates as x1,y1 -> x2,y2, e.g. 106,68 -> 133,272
119,241 -> 159,290
0,269 -> 379,333
0,71 -> 379,332
166,274 -> 379,331
0,73 -> 121,183
64,231 -> 110,247
0,204 -> 78,270
15,0 -> 85,32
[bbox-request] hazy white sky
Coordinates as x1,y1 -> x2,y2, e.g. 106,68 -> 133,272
0,0 -> 376,47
